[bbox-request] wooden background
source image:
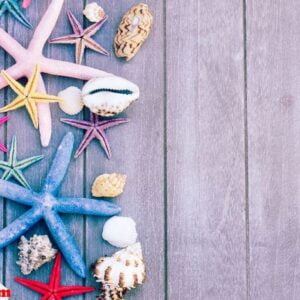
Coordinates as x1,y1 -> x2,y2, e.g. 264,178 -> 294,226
0,0 -> 299,299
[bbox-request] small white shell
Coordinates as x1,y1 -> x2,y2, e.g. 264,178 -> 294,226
83,2 -> 106,23
93,243 -> 146,290
102,216 -> 138,248
58,86 -> 83,115
82,76 -> 139,116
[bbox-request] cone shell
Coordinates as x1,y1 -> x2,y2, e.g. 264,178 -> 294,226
114,3 -> 153,61
93,243 -> 146,290
92,173 -> 127,198
82,76 -> 139,117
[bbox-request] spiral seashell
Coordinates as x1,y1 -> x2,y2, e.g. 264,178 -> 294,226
92,173 -> 127,198
83,2 -> 106,23
114,3 -> 153,61
93,243 -> 146,291
82,76 -> 139,117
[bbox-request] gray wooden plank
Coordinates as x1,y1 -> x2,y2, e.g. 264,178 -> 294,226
3,0 -> 86,298
84,0 -> 165,299
247,1 -> 300,299
166,0 -> 247,299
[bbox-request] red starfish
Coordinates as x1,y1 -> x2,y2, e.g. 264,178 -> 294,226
15,253 -> 95,299
0,116 -> 10,152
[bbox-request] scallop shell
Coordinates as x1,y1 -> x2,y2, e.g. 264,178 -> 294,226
93,243 -> 146,290
114,3 -> 153,61
92,173 -> 127,197
96,283 -> 126,300
82,76 -> 139,116
83,2 -> 106,23
58,86 -> 83,115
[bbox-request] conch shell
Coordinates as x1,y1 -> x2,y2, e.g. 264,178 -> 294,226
82,76 -> 139,116
114,3 -> 153,61
93,243 -> 146,292
92,173 -> 127,198
83,2 -> 106,23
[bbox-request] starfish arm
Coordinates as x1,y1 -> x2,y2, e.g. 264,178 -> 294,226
0,64 -> 25,89
49,252 -> 62,288
42,132 -> 74,194
84,15 -> 108,37
76,40 -> 85,65
98,118 -> 130,130
1,168 -> 12,180
94,129 -> 111,158
60,118 -> 92,130
0,3 -> 8,15
44,210 -> 87,278
41,57 -> 112,80
74,129 -> 94,159
1,69 -> 25,95
0,179 -> 39,205
15,277 -> 50,294
8,135 -> 17,165
31,92 -> 63,103
25,100 -> 38,128
16,155 -> 44,169
28,0 -> 64,53
0,143 -> 7,152
24,64 -> 39,94
49,34 -> 79,44
0,115 -> 9,125
0,28 -> 27,61
67,10 -> 84,35
0,160 -> 9,168
57,197 -> 121,216
0,207 -> 43,248
0,96 -> 26,114
57,286 -> 95,297
7,1 -> 32,28
10,169 -> 31,189
84,37 -> 109,56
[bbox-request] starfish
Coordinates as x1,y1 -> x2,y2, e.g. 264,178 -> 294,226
0,132 -> 121,277
15,253 -> 95,299
0,115 -> 9,152
61,112 -> 129,159
50,11 -> 109,65
22,0 -> 31,9
0,0 -> 32,28
0,65 -> 63,129
0,135 -> 43,188
0,0 -> 111,147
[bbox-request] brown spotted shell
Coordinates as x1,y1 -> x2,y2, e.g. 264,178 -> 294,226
96,283 -> 126,300
114,3 -> 153,61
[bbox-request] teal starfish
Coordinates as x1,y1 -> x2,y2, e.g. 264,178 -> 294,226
0,0 -> 32,28
0,136 -> 43,188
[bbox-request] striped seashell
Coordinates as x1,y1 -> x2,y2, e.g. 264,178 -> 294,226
92,173 -> 127,198
82,76 -> 139,117
96,283 -> 126,300
93,243 -> 146,291
114,3 -> 153,61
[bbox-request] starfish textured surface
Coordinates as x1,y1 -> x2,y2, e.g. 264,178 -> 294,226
61,112 -> 129,159
0,135 -> 43,188
0,132 -> 121,277
0,65 -> 63,129
0,0 -> 31,28
50,11 -> 109,64
0,115 -> 9,152
0,0 -> 111,147
16,253 -> 95,299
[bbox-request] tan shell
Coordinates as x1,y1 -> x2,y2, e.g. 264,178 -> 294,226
114,3 -> 153,61
96,283 -> 126,300
93,243 -> 146,290
92,173 -> 127,197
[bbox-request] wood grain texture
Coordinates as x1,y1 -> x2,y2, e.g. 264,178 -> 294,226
166,1 -> 247,299
247,1 -> 300,299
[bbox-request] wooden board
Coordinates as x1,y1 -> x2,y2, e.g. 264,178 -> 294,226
247,0 -> 300,299
166,0 -> 247,299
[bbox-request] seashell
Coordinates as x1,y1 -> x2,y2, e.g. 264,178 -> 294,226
58,86 -> 84,115
17,235 -> 57,275
93,243 -> 146,291
83,2 -> 106,23
102,216 -> 138,248
82,76 -> 139,117
114,3 -> 153,61
92,173 -> 127,198
96,283 -> 126,300
0,283 -> 10,300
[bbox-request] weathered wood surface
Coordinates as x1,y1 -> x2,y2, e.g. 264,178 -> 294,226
0,0 -> 299,299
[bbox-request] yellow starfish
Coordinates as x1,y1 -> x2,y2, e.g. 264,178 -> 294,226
0,65 -> 63,129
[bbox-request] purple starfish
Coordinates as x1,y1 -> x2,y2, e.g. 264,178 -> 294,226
0,116 -> 9,152
61,112 -> 129,159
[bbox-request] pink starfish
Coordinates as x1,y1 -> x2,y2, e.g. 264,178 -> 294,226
0,0 -> 111,147
22,0 -> 31,8
0,115 -> 9,152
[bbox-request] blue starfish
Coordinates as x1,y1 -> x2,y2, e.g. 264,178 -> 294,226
0,136 -> 44,189
0,0 -> 32,28
0,132 -> 121,278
